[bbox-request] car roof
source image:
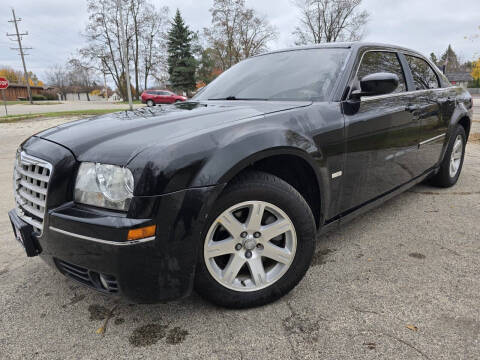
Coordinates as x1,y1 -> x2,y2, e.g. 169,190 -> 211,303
260,42 -> 425,58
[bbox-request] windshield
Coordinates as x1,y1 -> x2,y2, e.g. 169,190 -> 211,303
194,48 -> 349,102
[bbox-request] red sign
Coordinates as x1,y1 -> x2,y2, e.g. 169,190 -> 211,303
0,77 -> 8,89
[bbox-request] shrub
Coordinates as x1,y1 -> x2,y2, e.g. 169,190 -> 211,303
42,92 -> 58,100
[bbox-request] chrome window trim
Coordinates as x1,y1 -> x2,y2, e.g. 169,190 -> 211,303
49,226 -> 155,245
419,133 -> 446,147
360,87 -> 450,102
345,47 -> 457,102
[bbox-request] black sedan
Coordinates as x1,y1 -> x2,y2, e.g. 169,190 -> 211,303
9,42 -> 473,308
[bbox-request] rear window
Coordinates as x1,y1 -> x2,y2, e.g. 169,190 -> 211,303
405,55 -> 440,90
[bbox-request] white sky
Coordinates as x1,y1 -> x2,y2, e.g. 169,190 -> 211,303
1,0 -> 479,82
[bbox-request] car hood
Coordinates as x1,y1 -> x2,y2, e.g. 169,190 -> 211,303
35,101 -> 311,165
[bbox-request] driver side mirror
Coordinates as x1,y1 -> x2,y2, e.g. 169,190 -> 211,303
350,72 -> 399,100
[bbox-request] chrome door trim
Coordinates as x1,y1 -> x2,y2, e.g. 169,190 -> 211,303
418,133 -> 446,147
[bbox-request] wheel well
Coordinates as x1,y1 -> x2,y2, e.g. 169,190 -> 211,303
458,117 -> 471,139
231,154 -> 322,228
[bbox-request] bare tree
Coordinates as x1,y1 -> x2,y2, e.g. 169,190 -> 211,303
81,0 -> 128,99
67,58 -> 99,101
204,0 -> 277,70
80,0 -> 169,100
45,64 -> 69,100
128,0 -> 168,98
139,5 -> 169,90
293,0 -> 369,45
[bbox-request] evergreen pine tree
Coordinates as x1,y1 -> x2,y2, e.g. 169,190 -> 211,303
167,9 -> 196,94
440,45 -> 460,72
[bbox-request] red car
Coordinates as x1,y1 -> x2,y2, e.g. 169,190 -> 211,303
141,90 -> 187,106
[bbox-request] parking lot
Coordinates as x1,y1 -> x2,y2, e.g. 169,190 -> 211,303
0,101 -> 479,359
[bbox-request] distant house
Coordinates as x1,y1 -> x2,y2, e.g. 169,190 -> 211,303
445,72 -> 473,88
108,92 -> 123,102
2,83 -> 44,101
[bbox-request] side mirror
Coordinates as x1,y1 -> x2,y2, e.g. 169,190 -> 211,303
350,72 -> 399,100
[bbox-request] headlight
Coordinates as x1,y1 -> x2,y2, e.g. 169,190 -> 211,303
74,162 -> 134,211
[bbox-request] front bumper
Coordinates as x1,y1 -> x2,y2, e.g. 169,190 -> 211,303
13,136 -> 224,303
29,185 -> 223,303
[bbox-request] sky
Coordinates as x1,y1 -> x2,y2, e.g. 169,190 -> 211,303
1,0 -> 479,82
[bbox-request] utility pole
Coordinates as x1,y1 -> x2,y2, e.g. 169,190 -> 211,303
117,0 -> 133,111
7,8 -> 33,104
103,65 -> 108,101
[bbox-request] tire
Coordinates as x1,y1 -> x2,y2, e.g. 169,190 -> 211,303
146,99 -> 155,107
194,171 -> 316,308
430,125 -> 466,187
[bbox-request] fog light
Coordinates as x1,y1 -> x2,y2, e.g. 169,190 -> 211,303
127,225 -> 156,241
99,273 -> 109,290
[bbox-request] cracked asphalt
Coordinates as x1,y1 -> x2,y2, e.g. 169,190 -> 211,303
1,99 -> 479,359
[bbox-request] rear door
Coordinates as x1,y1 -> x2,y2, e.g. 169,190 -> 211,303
154,91 -> 168,103
340,50 -> 420,212
165,91 -> 176,104
403,55 -> 451,172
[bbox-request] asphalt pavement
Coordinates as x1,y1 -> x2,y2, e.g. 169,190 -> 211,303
0,100 -> 479,359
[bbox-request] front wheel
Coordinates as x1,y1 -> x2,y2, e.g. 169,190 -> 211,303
430,125 -> 466,187
194,171 -> 316,308
146,99 -> 155,107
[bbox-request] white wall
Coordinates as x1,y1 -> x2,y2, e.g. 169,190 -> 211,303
62,93 -> 106,101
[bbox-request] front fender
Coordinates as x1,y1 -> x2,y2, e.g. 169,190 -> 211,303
188,123 -> 330,227
193,126 -> 322,185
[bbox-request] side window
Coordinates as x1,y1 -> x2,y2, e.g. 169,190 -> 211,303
357,51 -> 407,93
405,55 -> 440,90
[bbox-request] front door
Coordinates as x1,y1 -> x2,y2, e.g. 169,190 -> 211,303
339,50 -> 420,213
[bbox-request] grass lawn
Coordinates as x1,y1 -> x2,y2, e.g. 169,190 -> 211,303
0,109 -> 126,123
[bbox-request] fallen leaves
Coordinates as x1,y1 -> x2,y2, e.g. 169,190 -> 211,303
406,324 -> 418,332
94,304 -> 118,336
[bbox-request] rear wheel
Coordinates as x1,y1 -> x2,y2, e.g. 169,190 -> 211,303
430,125 -> 466,187
146,99 -> 155,107
194,171 -> 316,308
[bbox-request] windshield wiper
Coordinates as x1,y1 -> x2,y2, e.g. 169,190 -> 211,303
207,96 -> 268,101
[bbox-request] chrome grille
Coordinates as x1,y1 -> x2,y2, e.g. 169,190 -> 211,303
13,151 -> 52,235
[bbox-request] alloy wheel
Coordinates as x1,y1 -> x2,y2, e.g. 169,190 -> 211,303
203,201 -> 297,292
449,134 -> 463,178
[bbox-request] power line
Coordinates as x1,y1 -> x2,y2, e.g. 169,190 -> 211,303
7,8 -> 33,104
